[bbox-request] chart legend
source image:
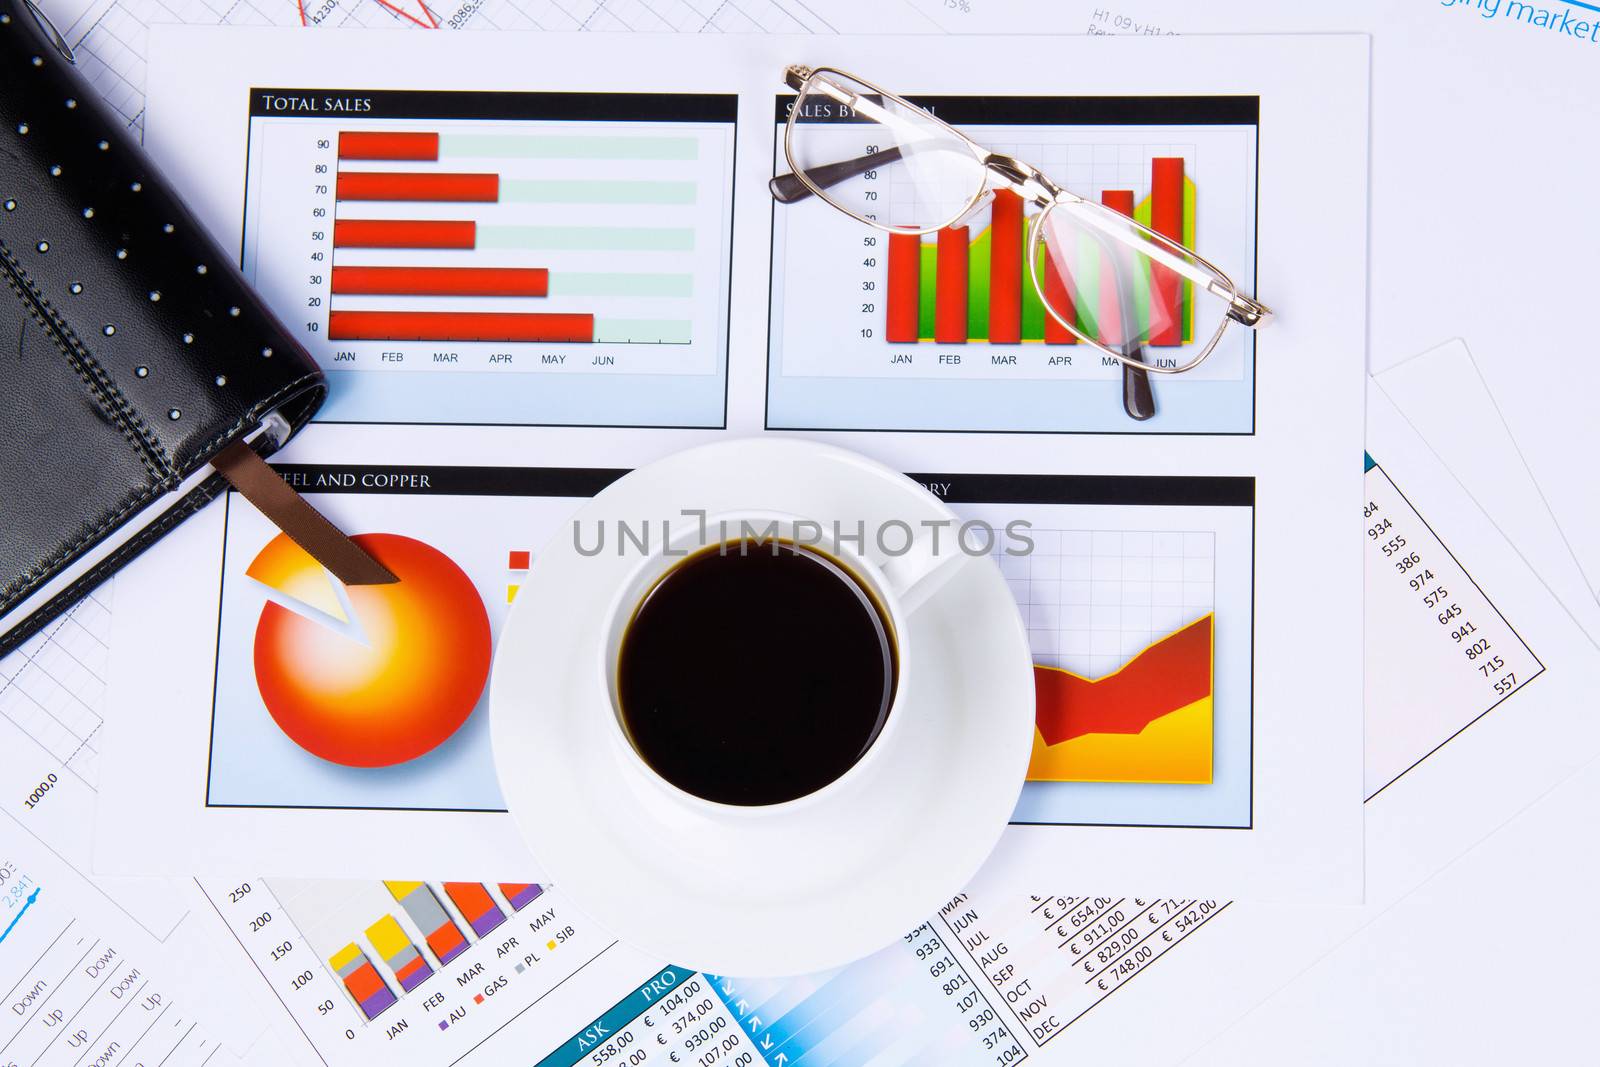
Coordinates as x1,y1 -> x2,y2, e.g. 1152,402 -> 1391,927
241,89 -> 736,426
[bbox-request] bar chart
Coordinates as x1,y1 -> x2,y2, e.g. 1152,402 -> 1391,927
767,96 -> 1261,433
885,161 -> 1195,348
242,89 -> 736,426
210,876 -> 608,1066
267,878 -> 548,1022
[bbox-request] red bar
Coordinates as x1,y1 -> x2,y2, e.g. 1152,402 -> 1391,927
1042,250 -> 1076,345
331,266 -> 548,297
395,955 -> 428,985
342,961 -> 386,1002
333,219 -> 475,249
328,310 -> 594,343
885,233 -> 920,343
1149,157 -> 1185,346
934,226 -> 968,344
988,190 -> 1023,344
336,172 -> 499,203
338,132 -> 439,161
1098,190 -> 1135,348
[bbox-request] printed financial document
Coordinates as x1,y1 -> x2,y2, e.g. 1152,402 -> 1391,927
95,30 -> 1371,907
0,595 -> 270,1063
92,378 -> 1600,1067
10,3 -> 1595,1063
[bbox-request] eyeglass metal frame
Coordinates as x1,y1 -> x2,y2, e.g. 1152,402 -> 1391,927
777,64 -> 1272,376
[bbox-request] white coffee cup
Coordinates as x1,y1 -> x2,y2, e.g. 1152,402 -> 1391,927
597,508 -> 966,815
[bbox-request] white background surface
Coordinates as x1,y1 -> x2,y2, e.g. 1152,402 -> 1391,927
18,0 -> 1600,1060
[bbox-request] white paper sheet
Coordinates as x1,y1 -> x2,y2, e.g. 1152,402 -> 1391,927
0,594 -> 272,1059
912,0 -> 1600,650
1187,756 -> 1600,1066
94,29 -> 1370,907
947,381 -> 1600,1064
1375,338 -> 1600,645
152,380 -> 1600,1066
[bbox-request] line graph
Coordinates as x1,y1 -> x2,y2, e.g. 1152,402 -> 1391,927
298,0 -> 442,28
50,0 -> 854,132
0,888 -> 40,945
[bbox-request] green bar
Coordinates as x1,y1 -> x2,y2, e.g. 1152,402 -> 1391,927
1021,218 -> 1045,342
1130,196 -> 1156,343
1075,234 -> 1100,340
549,273 -> 693,298
478,226 -> 693,252
500,179 -> 696,206
441,134 -> 698,161
1135,177 -> 1198,343
593,319 -> 692,344
918,242 -> 937,341
966,225 -> 990,342
1182,175 -> 1196,342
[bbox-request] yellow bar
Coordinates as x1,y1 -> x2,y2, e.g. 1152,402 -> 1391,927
329,943 -> 363,970
365,915 -> 412,959
384,881 -> 424,899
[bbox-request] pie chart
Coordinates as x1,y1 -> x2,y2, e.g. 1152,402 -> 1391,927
248,532 -> 492,768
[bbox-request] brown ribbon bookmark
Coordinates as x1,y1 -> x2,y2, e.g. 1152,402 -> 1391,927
211,440 -> 399,586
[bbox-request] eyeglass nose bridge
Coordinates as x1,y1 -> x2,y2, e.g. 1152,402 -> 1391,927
980,152 -> 1062,207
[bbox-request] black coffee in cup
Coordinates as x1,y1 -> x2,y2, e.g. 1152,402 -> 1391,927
616,539 -> 897,806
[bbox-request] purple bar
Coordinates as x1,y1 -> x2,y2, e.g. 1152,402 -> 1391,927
394,953 -> 433,992
360,985 -> 398,1019
500,883 -> 545,911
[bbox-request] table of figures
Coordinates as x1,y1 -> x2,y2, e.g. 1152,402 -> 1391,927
536,892 -> 1227,1067
941,894 -> 1229,1048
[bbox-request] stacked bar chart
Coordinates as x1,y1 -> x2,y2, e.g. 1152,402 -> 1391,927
241,89 -> 735,425
267,878 -> 543,1023
767,95 -> 1260,434
331,943 -> 398,1021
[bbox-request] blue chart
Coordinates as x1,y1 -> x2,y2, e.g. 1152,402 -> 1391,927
0,886 -> 39,944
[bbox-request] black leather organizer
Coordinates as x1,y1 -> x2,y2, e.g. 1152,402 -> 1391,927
0,0 -> 326,655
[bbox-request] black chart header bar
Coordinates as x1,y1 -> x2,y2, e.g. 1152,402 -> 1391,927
778,93 -> 1260,126
267,465 -> 1252,508
250,89 -> 739,122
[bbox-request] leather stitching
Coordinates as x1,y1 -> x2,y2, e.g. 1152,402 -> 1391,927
0,238 -> 172,481
0,372 -> 325,611
0,468 -> 232,658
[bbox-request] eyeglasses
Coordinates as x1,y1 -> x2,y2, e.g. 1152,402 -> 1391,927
770,65 -> 1272,422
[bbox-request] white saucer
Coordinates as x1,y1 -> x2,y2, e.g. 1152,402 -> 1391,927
490,439 -> 1034,976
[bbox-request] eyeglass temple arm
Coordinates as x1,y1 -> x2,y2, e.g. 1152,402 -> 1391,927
1113,279 -> 1156,421
769,146 -> 904,204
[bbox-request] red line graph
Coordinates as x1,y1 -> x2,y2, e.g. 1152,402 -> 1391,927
294,0 -> 439,28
